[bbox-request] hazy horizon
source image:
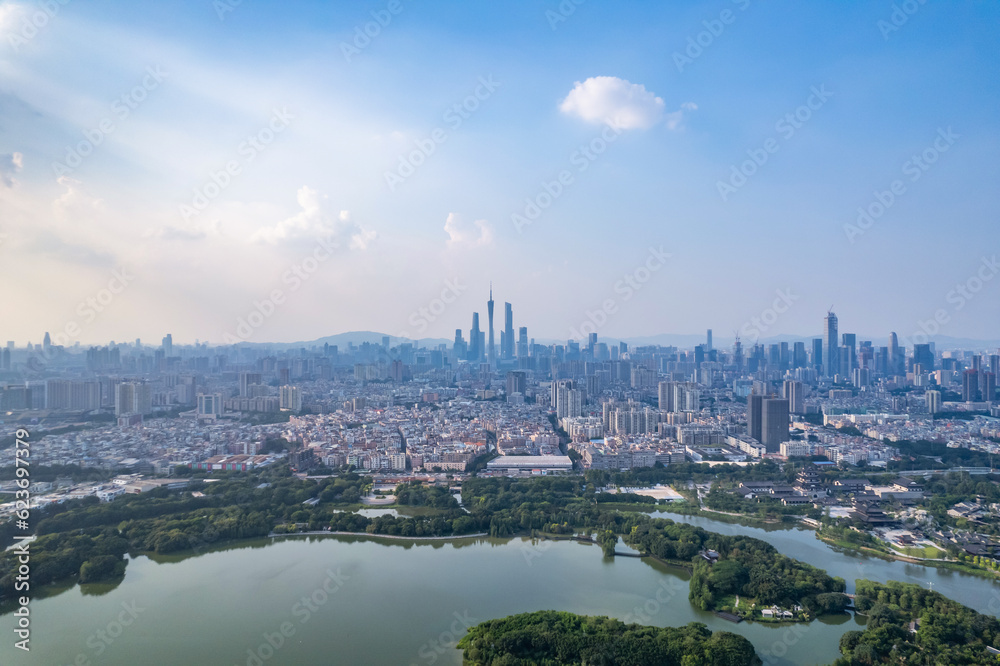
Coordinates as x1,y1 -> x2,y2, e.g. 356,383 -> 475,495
2,1 -> 997,346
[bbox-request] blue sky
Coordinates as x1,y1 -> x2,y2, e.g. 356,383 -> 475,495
1,0 -> 998,346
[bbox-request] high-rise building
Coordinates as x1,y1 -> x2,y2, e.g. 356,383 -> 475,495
517,327 -> 529,358
279,385 -> 302,411
487,285 -> 496,368
888,332 -> 901,375
841,333 -> 857,371
839,344 -> 852,378
793,342 -> 807,369
825,312 -> 839,377
506,371 -> 526,397
811,338 -> 823,373
747,393 -> 764,443
657,381 -> 675,412
913,344 -> 934,372
552,380 -> 582,418
45,379 -> 101,411
982,372 -> 997,403
963,370 -> 981,402
239,371 -> 262,397
162,333 -> 173,357
706,329 -> 713,351
761,398 -> 790,452
672,383 -> 700,412
469,313 -> 482,362
115,382 -> 151,416
502,302 -> 515,361
926,390 -> 942,414
783,380 -> 804,414
453,329 -> 467,361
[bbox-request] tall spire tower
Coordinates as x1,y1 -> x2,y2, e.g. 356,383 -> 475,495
487,284 -> 496,369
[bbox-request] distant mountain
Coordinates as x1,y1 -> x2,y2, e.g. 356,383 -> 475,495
223,331 -> 1000,352
277,331 -> 451,349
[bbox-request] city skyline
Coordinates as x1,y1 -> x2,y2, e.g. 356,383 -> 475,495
1,2 -> 998,344
17,293 -> 1000,352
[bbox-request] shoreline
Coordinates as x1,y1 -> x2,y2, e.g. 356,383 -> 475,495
269,530 -> 488,541
816,533 -> 1000,580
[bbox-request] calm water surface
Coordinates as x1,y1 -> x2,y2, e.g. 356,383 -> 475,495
0,511 -> 995,666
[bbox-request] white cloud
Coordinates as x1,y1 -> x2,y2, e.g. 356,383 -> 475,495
0,152 -> 23,187
251,186 -> 375,250
443,212 -> 494,249
665,102 -> 698,130
52,176 -> 104,217
559,77 -> 695,131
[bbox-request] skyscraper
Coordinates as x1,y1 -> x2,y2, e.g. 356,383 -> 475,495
982,372 -> 997,403
517,327 -> 528,358
811,338 -> 823,373
469,313 -> 482,362
502,302 -> 514,361
747,393 -> 764,443
162,333 -> 173,357
825,312 -> 839,377
793,341 -> 807,369
706,329 -> 713,351
453,329 -> 467,361
888,332 -> 900,375
487,285 -> 496,368
963,370 -> 981,402
913,344 -> 934,372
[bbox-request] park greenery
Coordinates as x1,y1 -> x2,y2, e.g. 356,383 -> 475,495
5,462 -> 1000,665
456,610 -> 761,666
835,580 -> 1000,665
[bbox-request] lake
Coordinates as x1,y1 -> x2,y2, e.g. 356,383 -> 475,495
1,512 -> 997,665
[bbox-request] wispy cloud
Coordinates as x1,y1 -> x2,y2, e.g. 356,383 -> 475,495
0,152 -> 23,187
444,212 -> 494,249
251,186 -> 375,250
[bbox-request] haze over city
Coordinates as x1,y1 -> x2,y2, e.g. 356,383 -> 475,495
4,3 -> 1000,666
1,1 -> 998,345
